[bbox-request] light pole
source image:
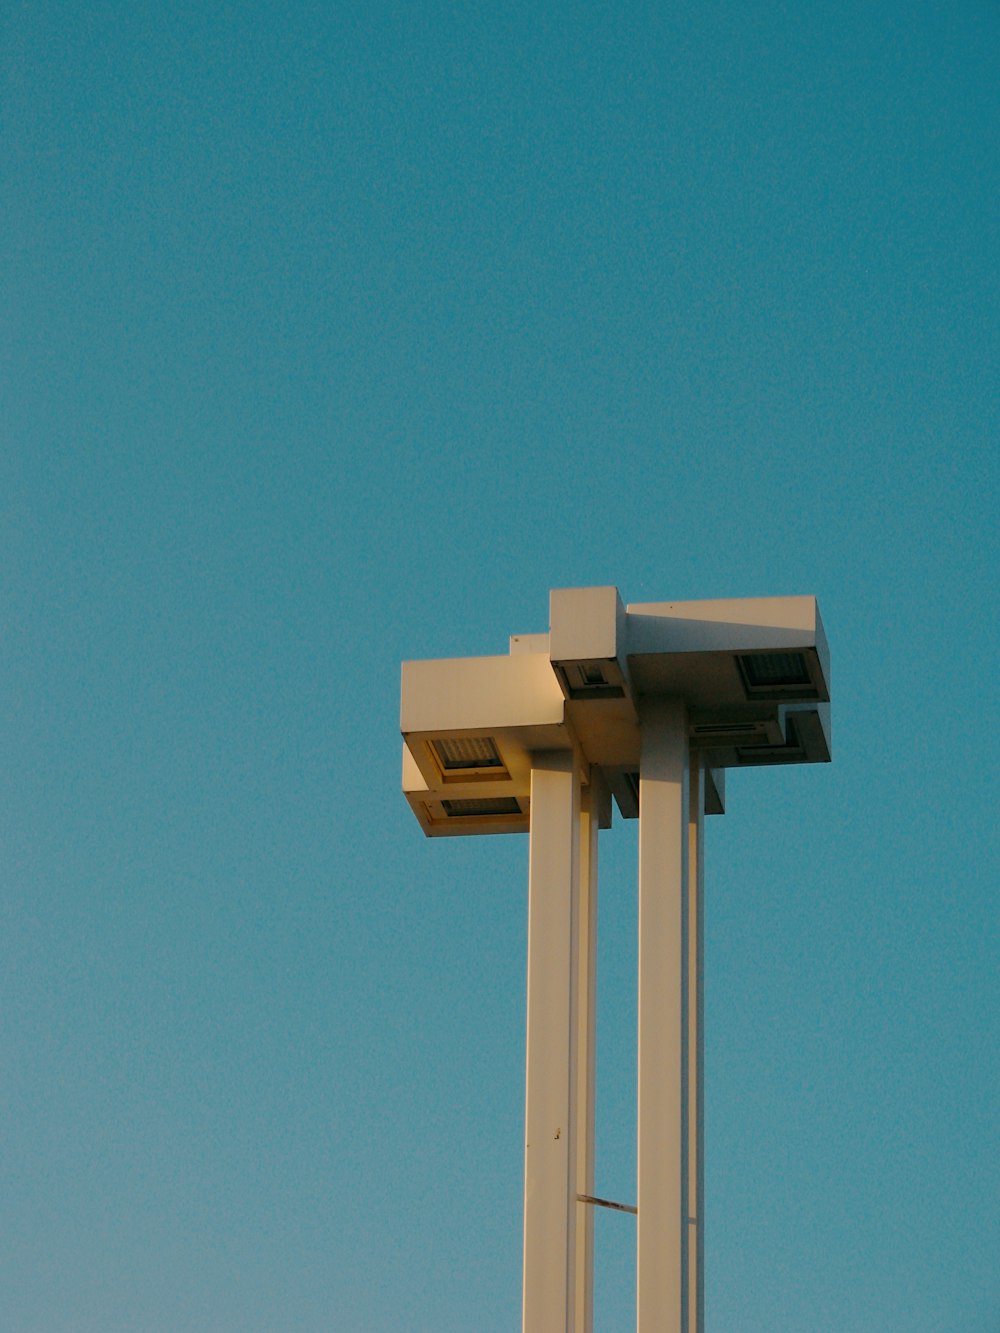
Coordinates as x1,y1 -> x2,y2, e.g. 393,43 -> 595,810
400,587 -> 831,1333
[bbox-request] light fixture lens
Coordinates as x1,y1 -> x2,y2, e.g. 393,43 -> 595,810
441,797 -> 521,817
576,663 -> 607,688
431,736 -> 504,771
739,652 -> 811,688
558,660 -> 626,700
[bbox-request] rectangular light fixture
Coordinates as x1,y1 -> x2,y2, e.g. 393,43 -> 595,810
737,652 -> 817,699
578,663 -> 608,687
430,735 -> 505,775
741,652 -> 809,685
556,660 -> 627,700
734,711 -> 830,765
441,797 -> 522,818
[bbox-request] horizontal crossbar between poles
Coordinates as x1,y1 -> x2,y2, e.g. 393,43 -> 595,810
577,1193 -> 637,1216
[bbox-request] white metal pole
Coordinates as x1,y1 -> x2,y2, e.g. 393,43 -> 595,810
687,757 -> 705,1333
575,777 -> 599,1333
637,699 -> 689,1333
523,751 -> 581,1333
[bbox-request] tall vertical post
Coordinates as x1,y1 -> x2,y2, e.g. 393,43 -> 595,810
687,758 -> 705,1333
523,752 -> 581,1333
575,778 -> 599,1333
637,699 -> 689,1333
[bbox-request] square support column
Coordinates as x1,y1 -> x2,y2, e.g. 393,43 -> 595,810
637,699 -> 689,1333
523,752 -> 581,1333
575,779 -> 599,1333
687,757 -> 705,1333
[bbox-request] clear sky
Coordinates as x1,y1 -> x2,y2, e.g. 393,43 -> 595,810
3,1 -> 998,1329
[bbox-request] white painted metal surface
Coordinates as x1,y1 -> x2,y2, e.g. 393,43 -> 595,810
399,587 -> 832,1331
523,753 -> 581,1333
574,780 -> 599,1333
687,757 -> 705,1333
637,699 -> 689,1333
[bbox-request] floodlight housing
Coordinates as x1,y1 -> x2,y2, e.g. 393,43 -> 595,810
400,652 -> 572,837
625,595 -> 830,707
402,745 -> 530,835
401,589 -> 831,835
548,586 -> 633,701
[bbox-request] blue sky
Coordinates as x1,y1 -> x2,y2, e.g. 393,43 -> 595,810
3,1 -> 998,1329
